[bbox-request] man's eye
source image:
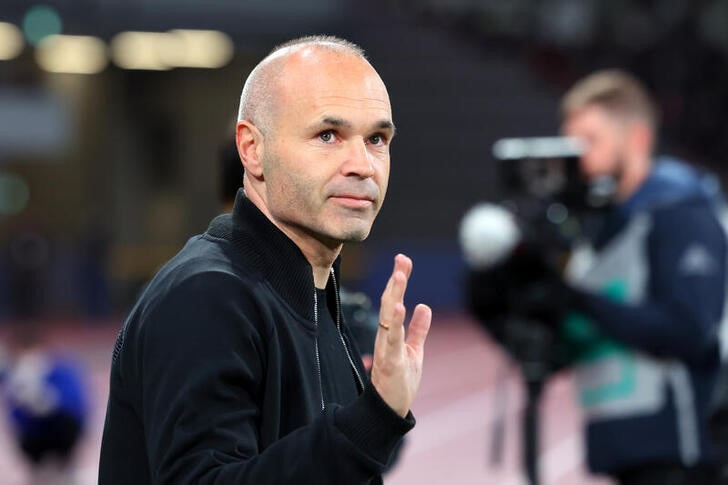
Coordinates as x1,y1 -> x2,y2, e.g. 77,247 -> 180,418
368,134 -> 385,145
319,130 -> 335,143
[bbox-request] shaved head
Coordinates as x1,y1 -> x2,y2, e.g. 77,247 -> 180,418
237,35 -> 368,135
234,34 -> 391,264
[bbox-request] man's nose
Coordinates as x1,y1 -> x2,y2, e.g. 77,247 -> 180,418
341,138 -> 375,178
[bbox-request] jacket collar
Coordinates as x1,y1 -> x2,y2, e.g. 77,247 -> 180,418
206,189 -> 341,321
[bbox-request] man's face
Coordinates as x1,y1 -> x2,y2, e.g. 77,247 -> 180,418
562,104 -> 626,180
260,49 -> 392,246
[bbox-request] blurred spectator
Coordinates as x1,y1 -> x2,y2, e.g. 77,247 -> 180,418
2,324 -> 88,485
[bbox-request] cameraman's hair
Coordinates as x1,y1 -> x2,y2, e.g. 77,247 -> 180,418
561,69 -> 658,130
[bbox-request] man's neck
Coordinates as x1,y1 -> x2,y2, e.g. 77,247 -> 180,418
616,154 -> 651,202
243,186 -> 341,289
290,235 -> 341,289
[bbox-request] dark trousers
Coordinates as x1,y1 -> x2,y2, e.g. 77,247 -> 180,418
617,463 -> 721,485
20,413 -> 82,464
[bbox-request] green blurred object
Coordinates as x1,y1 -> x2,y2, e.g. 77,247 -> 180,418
561,279 -> 640,408
0,172 -> 30,215
22,5 -> 62,46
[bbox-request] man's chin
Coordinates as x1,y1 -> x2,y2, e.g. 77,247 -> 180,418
333,223 -> 374,243
340,229 -> 371,243
323,215 -> 375,243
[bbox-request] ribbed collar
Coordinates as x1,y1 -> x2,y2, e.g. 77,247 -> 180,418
205,189 -> 341,321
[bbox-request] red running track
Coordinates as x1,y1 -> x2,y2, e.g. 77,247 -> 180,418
0,314 -> 614,484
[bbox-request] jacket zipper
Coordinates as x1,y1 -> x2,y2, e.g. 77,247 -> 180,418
313,291 -> 326,411
330,270 -> 365,393
312,270 -> 366,412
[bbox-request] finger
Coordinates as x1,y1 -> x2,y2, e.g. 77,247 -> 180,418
387,254 -> 411,304
375,254 -> 413,352
388,268 -> 408,315
382,254 -> 412,310
375,300 -> 405,354
375,303 -> 406,356
394,253 -> 413,280
406,304 -> 432,353
380,258 -> 410,326
386,302 -> 407,345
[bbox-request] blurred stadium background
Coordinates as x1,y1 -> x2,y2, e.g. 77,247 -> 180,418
0,0 -> 727,483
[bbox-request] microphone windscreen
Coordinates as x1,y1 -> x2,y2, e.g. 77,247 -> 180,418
459,203 -> 521,270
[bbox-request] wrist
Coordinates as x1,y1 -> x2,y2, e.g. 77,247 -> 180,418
370,370 -> 409,418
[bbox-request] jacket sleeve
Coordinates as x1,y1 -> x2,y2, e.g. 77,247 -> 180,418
137,272 -> 413,484
574,201 -> 726,366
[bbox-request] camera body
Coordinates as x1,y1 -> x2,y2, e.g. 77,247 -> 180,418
493,136 -> 613,249
467,136 -> 615,378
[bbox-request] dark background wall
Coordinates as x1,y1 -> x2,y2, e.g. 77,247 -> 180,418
1,0 -> 727,315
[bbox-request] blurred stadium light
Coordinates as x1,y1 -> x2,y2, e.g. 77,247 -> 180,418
35,34 -> 108,74
0,22 -> 24,60
166,29 -> 234,69
110,31 -> 176,71
111,29 -> 234,71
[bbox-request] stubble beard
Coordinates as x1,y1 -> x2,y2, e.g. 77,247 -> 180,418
263,148 -> 381,246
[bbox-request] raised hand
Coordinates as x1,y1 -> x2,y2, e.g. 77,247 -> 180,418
370,254 -> 432,417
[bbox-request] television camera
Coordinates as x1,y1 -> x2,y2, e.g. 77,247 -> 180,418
459,136 -> 615,485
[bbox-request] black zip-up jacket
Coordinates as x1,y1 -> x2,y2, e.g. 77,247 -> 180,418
99,192 -> 414,484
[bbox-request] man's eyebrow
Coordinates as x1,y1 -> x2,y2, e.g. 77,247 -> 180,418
319,117 -> 352,129
377,120 -> 396,135
315,117 -> 396,135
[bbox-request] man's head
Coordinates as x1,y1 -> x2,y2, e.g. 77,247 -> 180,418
561,69 -> 657,198
235,35 -> 393,251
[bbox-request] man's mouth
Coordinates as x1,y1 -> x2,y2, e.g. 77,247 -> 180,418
330,194 -> 375,208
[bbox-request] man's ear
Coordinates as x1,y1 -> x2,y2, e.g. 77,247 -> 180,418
236,120 -> 265,179
629,120 -> 654,157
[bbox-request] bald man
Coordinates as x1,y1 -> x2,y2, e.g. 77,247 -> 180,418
99,36 -> 432,484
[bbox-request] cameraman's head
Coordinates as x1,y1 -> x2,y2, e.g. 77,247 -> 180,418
561,70 -> 657,201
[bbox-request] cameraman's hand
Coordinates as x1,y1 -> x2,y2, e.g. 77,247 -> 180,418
465,263 -> 511,323
466,243 -> 576,327
505,247 -> 575,326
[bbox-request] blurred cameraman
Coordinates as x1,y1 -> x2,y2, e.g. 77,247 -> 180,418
556,70 -> 726,484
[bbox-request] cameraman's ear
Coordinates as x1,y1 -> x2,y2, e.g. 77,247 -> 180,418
236,120 -> 265,180
629,120 -> 654,157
